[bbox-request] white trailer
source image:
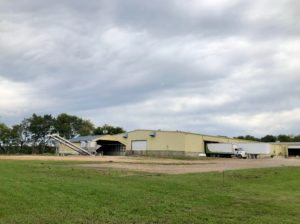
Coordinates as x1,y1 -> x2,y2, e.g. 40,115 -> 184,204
207,143 -> 247,158
207,143 -> 272,159
207,143 -> 235,154
236,143 -> 271,155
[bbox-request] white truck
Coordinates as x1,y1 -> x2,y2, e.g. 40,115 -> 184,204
235,143 -> 271,158
206,143 -> 247,158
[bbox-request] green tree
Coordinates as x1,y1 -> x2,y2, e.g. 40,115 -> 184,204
55,113 -> 79,139
27,114 -> 55,151
55,113 -> 95,138
10,125 -> 20,140
235,135 -> 259,141
0,123 -> 11,147
19,118 -> 31,148
244,135 -> 259,141
78,120 -> 94,136
293,135 -> 300,142
93,124 -> 125,135
277,134 -> 291,142
260,135 -> 277,142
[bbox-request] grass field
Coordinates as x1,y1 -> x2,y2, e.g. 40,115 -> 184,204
0,160 -> 299,224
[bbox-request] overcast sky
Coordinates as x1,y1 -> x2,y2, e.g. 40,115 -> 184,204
0,0 -> 300,137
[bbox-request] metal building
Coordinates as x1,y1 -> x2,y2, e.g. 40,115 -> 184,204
58,130 -> 298,157
104,130 -> 254,157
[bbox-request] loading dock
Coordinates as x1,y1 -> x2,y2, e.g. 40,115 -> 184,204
96,140 -> 126,156
288,146 -> 300,157
94,135 -> 127,156
204,141 -> 224,157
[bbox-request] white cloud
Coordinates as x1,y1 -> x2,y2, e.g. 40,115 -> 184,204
0,0 -> 300,137
215,108 -> 300,136
0,78 -> 40,116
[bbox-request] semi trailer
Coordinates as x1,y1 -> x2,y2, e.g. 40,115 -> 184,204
235,143 -> 271,155
206,143 -> 247,158
206,143 -> 272,158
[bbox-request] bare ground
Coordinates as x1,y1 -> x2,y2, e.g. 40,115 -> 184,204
0,155 -> 299,174
79,158 -> 300,174
0,155 -> 195,164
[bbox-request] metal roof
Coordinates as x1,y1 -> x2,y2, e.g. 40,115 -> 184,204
272,142 -> 300,145
70,135 -> 102,143
127,129 -> 254,142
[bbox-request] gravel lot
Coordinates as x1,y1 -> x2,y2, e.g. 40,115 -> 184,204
79,157 -> 300,174
1,155 -> 299,174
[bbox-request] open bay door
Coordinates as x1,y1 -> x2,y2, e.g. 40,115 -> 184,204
93,135 -> 127,156
288,145 -> 300,157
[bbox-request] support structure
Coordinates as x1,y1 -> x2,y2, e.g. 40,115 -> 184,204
49,134 -> 93,156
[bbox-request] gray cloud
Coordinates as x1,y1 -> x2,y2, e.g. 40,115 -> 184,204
0,0 -> 300,137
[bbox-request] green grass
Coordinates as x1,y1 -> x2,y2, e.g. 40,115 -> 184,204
0,160 -> 299,224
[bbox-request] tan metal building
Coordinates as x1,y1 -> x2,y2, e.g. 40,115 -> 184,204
271,142 -> 300,157
93,130 -> 253,157
58,130 -> 297,157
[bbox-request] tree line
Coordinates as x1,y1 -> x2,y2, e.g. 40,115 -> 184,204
0,113 -> 125,154
234,134 -> 300,142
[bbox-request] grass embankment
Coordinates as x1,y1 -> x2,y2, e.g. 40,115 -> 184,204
0,160 -> 299,224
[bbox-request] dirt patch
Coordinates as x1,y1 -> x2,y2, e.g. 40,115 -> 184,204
0,155 -> 192,164
78,158 -> 300,174
0,155 -> 299,174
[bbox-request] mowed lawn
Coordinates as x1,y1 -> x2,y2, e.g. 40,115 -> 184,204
0,160 -> 299,224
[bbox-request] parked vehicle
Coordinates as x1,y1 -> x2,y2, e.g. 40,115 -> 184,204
235,143 -> 271,158
206,143 -> 247,158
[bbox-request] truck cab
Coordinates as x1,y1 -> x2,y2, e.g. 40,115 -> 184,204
233,145 -> 247,158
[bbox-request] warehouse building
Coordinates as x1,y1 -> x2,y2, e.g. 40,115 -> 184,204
113,130 -> 254,157
58,130 -> 252,156
58,129 -> 299,157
